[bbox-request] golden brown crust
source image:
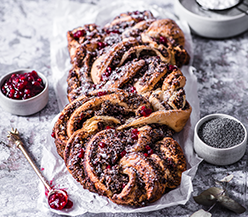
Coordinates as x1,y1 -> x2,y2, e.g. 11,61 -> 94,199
104,10 -> 154,31
53,89 -> 122,158
154,137 -> 187,188
53,10 -> 192,207
91,38 -> 139,84
67,24 -> 101,63
65,13 -> 190,102
64,121 -> 186,206
117,104 -> 192,133
140,19 -> 190,67
142,19 -> 185,47
122,19 -> 155,39
53,89 -> 150,158
116,152 -> 165,205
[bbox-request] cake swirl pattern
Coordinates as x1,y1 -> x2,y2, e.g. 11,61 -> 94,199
66,11 -> 190,102
52,10 -> 191,207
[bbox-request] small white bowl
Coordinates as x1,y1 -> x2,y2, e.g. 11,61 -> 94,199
0,69 -> 49,116
174,0 -> 248,38
194,113 -> 247,165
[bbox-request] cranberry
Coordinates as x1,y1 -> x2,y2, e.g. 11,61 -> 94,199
136,17 -> 144,22
31,70 -> 38,78
168,65 -> 177,72
122,183 -> 126,189
159,36 -> 168,45
106,29 -> 120,34
9,89 -> 15,98
106,165 -> 111,169
37,78 -> 42,83
48,191 -> 68,210
97,91 -> 107,97
140,106 -> 152,117
73,29 -> 86,39
17,82 -> 25,90
99,142 -> 106,148
24,89 -> 31,95
101,67 -> 112,81
106,126 -> 113,130
129,86 -> 137,93
131,128 -> 139,140
120,150 -> 127,158
97,41 -> 107,50
145,145 -> 151,151
78,149 -> 84,158
51,132 -> 56,138
144,145 -> 154,157
1,71 -> 45,100
111,29 -> 120,34
144,153 -> 148,158
106,67 -> 112,74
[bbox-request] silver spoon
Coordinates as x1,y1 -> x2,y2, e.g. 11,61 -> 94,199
7,128 -> 71,210
196,0 -> 241,10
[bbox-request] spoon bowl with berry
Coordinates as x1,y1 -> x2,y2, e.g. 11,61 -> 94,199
0,69 -> 49,115
7,128 -> 73,211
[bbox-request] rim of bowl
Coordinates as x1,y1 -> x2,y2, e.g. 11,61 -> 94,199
0,69 -> 48,103
176,0 -> 247,22
194,113 -> 247,151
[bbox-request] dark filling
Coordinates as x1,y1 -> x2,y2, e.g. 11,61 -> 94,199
72,100 -> 134,131
121,55 -> 167,90
91,129 -> 137,194
95,100 -> 134,124
104,10 -> 153,36
173,88 -> 185,108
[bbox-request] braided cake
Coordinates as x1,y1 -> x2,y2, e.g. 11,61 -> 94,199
52,10 -> 191,207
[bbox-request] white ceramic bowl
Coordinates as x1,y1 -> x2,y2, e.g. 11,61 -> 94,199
0,69 -> 49,116
194,113 -> 247,165
174,0 -> 248,38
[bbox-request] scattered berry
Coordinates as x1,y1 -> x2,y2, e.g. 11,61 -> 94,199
131,128 -> 139,140
99,142 -> 106,148
120,150 -> 127,158
73,29 -> 86,39
140,106 -> 152,117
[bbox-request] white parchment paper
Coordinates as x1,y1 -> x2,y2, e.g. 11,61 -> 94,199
39,0 -> 202,215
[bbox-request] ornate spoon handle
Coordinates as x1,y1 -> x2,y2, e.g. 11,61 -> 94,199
7,128 -> 52,192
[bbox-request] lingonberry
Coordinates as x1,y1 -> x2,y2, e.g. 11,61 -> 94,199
131,128 -> 139,140
159,36 -> 168,45
140,106 -> 152,117
99,142 -> 106,148
73,29 -> 86,39
1,71 -> 45,100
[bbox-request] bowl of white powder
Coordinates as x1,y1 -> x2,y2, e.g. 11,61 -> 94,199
174,0 -> 248,38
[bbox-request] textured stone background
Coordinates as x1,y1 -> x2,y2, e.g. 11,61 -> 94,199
0,0 -> 247,216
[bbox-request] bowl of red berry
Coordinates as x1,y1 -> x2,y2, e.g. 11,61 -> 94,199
0,69 -> 49,116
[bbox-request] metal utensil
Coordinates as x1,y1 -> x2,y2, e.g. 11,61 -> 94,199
7,128 -> 69,210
